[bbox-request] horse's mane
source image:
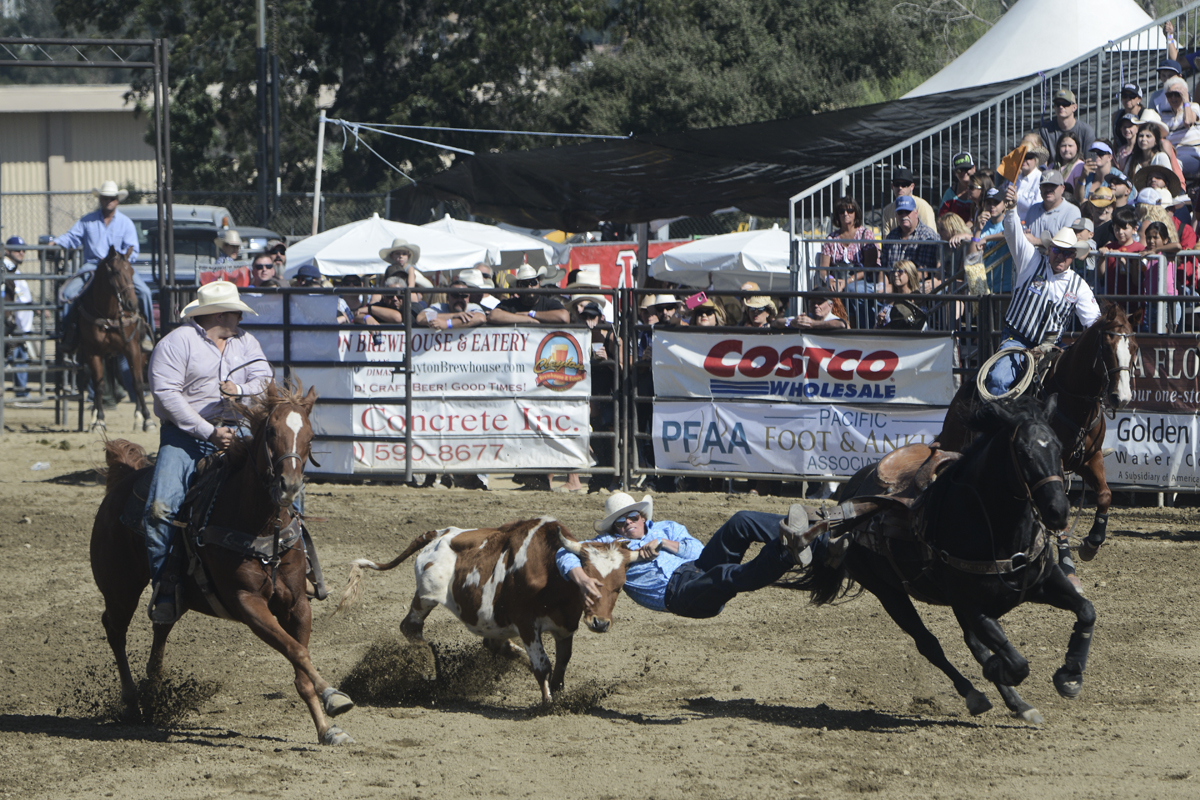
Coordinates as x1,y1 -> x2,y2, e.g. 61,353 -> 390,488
224,379 -> 310,467
958,395 -> 1049,461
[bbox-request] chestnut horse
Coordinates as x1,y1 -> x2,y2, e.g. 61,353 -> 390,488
937,303 -> 1141,564
90,382 -> 355,745
76,246 -> 154,432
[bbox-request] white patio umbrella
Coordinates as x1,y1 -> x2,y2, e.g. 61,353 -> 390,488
422,214 -> 557,269
648,226 -> 805,292
283,213 -> 488,278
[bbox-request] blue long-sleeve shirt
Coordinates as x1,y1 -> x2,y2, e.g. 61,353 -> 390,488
56,209 -> 140,264
555,519 -> 704,612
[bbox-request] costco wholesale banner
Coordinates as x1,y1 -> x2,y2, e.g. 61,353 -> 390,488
652,331 -> 956,405
243,295 -> 592,474
652,402 -> 946,477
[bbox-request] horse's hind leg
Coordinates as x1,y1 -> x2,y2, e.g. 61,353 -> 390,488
86,353 -> 107,431
859,574 -> 992,715
962,629 -> 1042,724
1030,566 -> 1097,699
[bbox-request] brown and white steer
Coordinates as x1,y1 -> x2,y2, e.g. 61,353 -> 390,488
337,517 -> 637,703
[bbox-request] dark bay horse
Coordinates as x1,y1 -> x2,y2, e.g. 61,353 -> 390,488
76,246 -> 154,432
795,398 -> 1095,723
937,303 -> 1141,563
90,382 -> 355,745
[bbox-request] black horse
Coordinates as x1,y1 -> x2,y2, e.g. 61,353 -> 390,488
790,397 -> 1095,723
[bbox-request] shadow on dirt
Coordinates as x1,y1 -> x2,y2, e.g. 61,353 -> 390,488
677,697 -> 990,732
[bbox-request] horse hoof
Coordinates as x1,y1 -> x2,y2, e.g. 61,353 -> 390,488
321,686 -> 355,717
1015,708 -> 1044,724
143,419 -> 157,432
321,725 -> 355,745
1053,668 -> 1083,699
965,689 -> 993,716
90,421 -> 107,432
1078,540 -> 1100,562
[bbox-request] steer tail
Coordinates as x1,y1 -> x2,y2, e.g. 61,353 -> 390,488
333,528 -> 443,615
102,438 -> 150,493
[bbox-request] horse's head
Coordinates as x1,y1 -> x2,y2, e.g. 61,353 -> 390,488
1007,395 -> 1070,530
251,381 -> 319,508
100,246 -> 138,316
1093,303 -> 1140,410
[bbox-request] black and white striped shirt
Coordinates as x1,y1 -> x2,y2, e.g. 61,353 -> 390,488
1003,210 -> 1100,344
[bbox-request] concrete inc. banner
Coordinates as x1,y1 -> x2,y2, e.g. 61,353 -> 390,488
652,331 -> 955,405
653,402 -> 947,477
1104,410 -> 1200,490
243,296 -> 592,474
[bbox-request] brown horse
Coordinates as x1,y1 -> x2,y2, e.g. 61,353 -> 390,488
90,381 -> 355,745
76,246 -> 154,432
937,303 -> 1141,563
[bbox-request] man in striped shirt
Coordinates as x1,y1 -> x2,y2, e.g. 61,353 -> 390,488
985,184 -> 1101,397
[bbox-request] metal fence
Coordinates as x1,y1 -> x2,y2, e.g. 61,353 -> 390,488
788,1 -> 1200,263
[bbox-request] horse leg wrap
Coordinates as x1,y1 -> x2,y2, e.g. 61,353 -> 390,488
1056,535 -> 1076,576
1079,514 -> 1108,562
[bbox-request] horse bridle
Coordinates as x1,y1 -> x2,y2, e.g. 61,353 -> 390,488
256,409 -> 322,494
1008,424 -> 1064,513
101,253 -> 138,317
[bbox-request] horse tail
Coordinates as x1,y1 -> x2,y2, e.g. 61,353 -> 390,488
333,528 -> 443,615
782,546 -> 855,607
102,438 -> 150,494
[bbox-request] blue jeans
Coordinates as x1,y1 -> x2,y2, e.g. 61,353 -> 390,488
984,332 -> 1032,396
7,341 -> 28,396
61,264 -> 155,335
665,510 -> 818,619
143,423 -> 216,582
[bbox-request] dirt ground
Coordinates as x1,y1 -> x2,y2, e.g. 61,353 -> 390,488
2,405 -> 1199,800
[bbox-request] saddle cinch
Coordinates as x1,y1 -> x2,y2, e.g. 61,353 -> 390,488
120,454 -> 328,617
798,444 -> 961,562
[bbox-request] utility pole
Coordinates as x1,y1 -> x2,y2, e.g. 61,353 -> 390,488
256,0 -> 269,226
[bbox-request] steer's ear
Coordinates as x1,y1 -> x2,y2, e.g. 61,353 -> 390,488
558,531 -> 582,555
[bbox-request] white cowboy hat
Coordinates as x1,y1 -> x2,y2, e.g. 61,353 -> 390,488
565,270 -> 609,305
595,492 -> 654,533
92,180 -> 129,201
378,238 -> 422,265
743,295 -> 777,313
214,229 -> 243,249
457,268 -> 494,289
1038,227 -> 1090,258
514,263 -> 547,282
1134,108 -> 1170,136
639,294 -> 678,310
181,280 -> 257,318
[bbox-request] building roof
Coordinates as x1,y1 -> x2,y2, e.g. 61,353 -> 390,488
0,84 -> 139,113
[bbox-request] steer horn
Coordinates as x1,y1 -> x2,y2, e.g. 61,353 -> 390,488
559,531 -> 582,555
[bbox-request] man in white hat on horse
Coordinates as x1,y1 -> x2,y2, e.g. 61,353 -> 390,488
984,183 -> 1101,397
556,493 -> 816,619
142,281 -> 274,623
56,180 -> 155,352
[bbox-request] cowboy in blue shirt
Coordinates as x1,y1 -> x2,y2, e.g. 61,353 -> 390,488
56,180 -> 155,352
556,493 -> 818,619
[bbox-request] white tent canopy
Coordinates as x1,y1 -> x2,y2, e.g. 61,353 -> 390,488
905,0 -> 1161,98
422,214 -> 557,268
283,213 -> 488,278
648,227 -> 803,292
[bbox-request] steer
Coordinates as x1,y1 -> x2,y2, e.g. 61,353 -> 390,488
336,517 -> 637,703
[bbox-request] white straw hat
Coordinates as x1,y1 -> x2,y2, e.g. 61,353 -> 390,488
214,229 -> 243,249
1038,227 -> 1090,258
378,238 -> 422,265
92,180 -> 129,201
595,492 -> 653,533
181,280 -> 258,318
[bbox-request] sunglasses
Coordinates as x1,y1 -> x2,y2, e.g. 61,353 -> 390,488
252,263 -> 275,270
613,511 -> 642,526
516,279 -> 539,288
837,208 -> 856,215
448,292 -> 468,300
696,308 -> 715,315
1051,246 -> 1076,259
1168,92 -> 1183,98
1054,100 -> 1074,107
891,181 -> 914,188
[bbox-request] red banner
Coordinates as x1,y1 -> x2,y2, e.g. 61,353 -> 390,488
564,240 -> 688,290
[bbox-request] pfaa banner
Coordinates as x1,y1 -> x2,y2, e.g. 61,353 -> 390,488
1104,410 -> 1200,489
653,402 -> 946,477
651,331 -> 955,405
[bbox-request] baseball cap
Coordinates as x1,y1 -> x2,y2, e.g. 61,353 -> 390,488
1135,187 -> 1164,206
1105,168 -> 1132,188
1159,58 -> 1183,75
1054,88 -> 1077,104
1121,83 -> 1142,98
895,195 -> 918,213
1071,218 -> 1094,233
296,263 -> 323,279
985,187 -> 1004,202
5,236 -> 26,248
578,301 -> 603,319
1089,186 -> 1115,207
1040,169 -> 1065,186
1089,142 -> 1113,156
266,238 -> 287,252
951,151 -> 974,170
891,166 -> 916,184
